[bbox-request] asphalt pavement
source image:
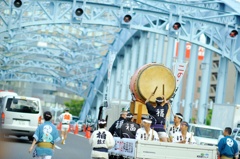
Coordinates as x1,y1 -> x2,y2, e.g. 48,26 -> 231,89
0,131 -> 92,159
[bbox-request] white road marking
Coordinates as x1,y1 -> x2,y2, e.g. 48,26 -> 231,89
76,134 -> 85,138
69,132 -> 85,138
55,145 -> 61,149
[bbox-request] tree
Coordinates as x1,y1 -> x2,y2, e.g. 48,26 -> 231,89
206,109 -> 212,125
64,99 -> 84,116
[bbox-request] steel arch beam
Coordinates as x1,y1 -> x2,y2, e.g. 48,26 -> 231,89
78,1 -> 240,120
0,70 -> 89,95
1,0 -> 239,66
0,0 -> 240,119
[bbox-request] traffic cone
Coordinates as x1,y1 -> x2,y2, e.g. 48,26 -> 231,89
74,124 -> 79,135
57,122 -> 62,130
85,126 -> 91,139
85,130 -> 91,139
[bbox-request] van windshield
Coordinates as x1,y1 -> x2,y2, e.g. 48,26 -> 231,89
231,129 -> 238,138
6,98 -> 40,114
191,126 -> 223,139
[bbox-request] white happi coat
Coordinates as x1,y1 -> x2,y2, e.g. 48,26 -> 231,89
172,131 -> 196,144
168,124 -> 181,138
89,128 -> 115,159
135,127 -> 159,141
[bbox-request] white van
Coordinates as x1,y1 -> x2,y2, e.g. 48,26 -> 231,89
0,91 -> 18,131
1,95 -> 43,141
231,128 -> 240,156
0,91 -> 18,107
188,124 -> 223,146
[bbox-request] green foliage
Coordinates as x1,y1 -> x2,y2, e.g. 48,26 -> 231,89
64,99 -> 84,116
191,117 -> 196,124
206,109 -> 212,125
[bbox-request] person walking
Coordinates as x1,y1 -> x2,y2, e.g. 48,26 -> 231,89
29,111 -> 60,159
89,119 -> 115,159
218,127 -> 239,159
58,108 -> 72,144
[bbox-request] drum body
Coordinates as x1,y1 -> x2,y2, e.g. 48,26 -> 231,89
130,63 -> 176,104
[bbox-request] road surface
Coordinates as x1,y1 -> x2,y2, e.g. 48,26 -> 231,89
0,132 -> 92,159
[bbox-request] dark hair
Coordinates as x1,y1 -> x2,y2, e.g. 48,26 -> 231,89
126,113 -> 133,121
181,121 -> 189,127
175,113 -> 183,122
65,108 -> 70,112
98,119 -> 107,128
225,127 -> 232,135
43,111 -> 52,121
156,97 -> 163,104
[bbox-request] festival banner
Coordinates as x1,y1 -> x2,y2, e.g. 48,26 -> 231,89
109,137 -> 136,157
174,61 -> 188,89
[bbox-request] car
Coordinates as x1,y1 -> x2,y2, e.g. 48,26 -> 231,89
69,120 -> 76,131
72,116 -> 79,122
85,122 -> 97,133
231,128 -> 240,156
188,123 -> 223,146
1,95 -> 43,141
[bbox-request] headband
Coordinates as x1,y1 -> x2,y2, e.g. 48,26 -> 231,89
175,115 -> 183,119
45,114 -> 52,117
126,114 -> 133,118
156,99 -> 163,102
98,120 -> 106,124
143,119 -> 152,124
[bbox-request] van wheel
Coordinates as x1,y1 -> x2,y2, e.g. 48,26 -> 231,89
28,136 -> 33,141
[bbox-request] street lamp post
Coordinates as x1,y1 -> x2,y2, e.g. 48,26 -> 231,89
50,103 -> 63,124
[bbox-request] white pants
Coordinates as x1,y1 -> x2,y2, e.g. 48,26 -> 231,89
91,150 -> 108,159
61,124 -> 69,131
34,156 -> 52,159
158,132 -> 168,138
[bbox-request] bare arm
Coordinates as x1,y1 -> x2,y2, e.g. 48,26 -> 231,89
145,86 -> 158,104
166,102 -> 171,118
29,138 -> 37,153
145,93 -> 154,104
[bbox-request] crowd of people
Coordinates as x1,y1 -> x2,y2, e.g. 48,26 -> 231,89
107,95 -> 195,144
89,96 -> 239,159
88,96 -> 198,159
26,96 -> 239,159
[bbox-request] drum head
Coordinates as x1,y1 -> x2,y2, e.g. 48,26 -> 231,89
137,64 -> 176,102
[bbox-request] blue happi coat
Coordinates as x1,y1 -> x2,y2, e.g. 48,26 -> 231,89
33,121 -> 60,156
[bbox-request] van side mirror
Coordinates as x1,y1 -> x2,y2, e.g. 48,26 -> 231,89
13,97 -> 18,104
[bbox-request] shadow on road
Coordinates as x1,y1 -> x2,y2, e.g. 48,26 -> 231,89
0,135 -> 31,144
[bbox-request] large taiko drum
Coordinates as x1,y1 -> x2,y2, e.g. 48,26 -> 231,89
130,63 -> 176,104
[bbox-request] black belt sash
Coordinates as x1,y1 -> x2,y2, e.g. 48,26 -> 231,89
93,147 -> 108,152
